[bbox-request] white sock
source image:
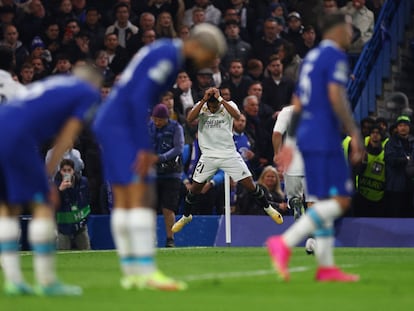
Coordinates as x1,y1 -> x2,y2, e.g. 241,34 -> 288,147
128,208 -> 156,275
283,199 -> 342,247
111,208 -> 134,275
28,218 -> 57,286
0,217 -> 24,284
315,236 -> 335,267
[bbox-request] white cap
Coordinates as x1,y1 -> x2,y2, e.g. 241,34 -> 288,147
191,23 -> 227,57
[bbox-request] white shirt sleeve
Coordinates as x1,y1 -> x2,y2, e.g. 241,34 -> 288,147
273,106 -> 293,134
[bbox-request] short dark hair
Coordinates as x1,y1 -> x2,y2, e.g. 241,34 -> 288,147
60,158 -> 75,170
0,46 -> 14,71
319,12 -> 348,35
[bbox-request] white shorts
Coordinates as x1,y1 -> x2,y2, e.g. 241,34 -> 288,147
192,153 -> 252,183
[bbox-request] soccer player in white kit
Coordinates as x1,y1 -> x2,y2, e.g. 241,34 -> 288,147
273,105 -> 306,219
172,87 -> 283,233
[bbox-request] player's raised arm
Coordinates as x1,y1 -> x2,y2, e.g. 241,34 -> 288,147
187,88 -> 214,122
213,88 -> 241,120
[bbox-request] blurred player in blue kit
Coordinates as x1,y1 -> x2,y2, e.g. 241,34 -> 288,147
267,12 -> 364,282
0,65 -> 102,296
93,23 -> 226,291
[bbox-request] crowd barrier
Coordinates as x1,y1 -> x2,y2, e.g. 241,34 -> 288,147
19,215 -> 414,250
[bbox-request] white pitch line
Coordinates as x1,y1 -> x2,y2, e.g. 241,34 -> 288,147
182,266 -> 310,282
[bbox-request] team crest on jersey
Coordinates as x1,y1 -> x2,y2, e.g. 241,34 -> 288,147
333,60 -> 348,83
149,60 -> 173,84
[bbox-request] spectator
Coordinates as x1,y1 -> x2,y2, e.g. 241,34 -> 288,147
192,7 -> 207,27
242,94 -> 271,178
70,0 -> 87,23
237,165 -> 287,215
160,91 -> 184,124
0,46 -> 25,104
222,59 -> 252,109
210,56 -> 226,88
233,112 -> 255,170
18,62 -> 34,85
221,19 -> 252,70
228,0 -> 256,41
0,24 -> 29,72
18,0 -> 48,46
81,6 -> 106,57
141,29 -> 157,47
94,50 -> 115,84
219,7 -> 250,42
352,124 -> 387,217
384,115 -> 414,218
277,40 -> 302,82
103,32 -> 129,75
282,11 -> 304,53
192,67 -> 215,102
105,2 -> 138,48
52,53 -> 72,74
31,56 -> 49,80
142,0 -> 185,30
54,0 -> 77,31
41,20 -> 61,59
297,25 -> 317,58
172,70 -> 196,115
55,159 -> 91,250
253,17 -> 284,66
149,103 -> 185,247
126,11 -> 155,56
262,54 -> 295,115
340,0 -> 374,53
100,81 -> 112,100
183,0 -> 221,27
66,30 -> 92,63
360,116 -> 376,137
177,24 -> 190,40
29,35 -> 52,66
246,58 -> 264,81
155,11 -> 177,38
59,19 -> 81,55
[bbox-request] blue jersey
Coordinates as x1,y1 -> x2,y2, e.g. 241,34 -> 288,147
296,40 -> 350,153
94,39 -> 183,152
0,75 -> 100,145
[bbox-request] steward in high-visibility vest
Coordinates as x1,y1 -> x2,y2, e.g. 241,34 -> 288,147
352,124 -> 388,217
357,134 -> 388,201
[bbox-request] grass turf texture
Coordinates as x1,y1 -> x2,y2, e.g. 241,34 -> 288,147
1,247 -> 413,311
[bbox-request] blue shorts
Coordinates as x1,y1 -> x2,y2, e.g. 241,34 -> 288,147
0,137 -> 49,204
302,150 -> 353,200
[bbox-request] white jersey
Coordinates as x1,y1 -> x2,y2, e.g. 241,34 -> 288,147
0,70 -> 26,104
197,100 -> 239,157
273,105 -> 304,176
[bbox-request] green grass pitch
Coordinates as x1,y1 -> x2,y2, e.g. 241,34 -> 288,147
1,247 -> 413,311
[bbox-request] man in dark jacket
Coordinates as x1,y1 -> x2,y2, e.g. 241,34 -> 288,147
384,115 -> 414,217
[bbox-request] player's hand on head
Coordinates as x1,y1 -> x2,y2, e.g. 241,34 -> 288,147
212,88 -> 220,99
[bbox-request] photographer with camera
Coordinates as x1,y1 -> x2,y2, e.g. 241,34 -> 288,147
55,158 -> 91,250
148,103 -> 185,247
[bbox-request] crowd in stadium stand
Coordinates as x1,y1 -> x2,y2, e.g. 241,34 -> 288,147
4,1 -> 413,220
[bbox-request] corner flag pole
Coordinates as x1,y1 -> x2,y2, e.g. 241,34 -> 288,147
224,172 -> 231,246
